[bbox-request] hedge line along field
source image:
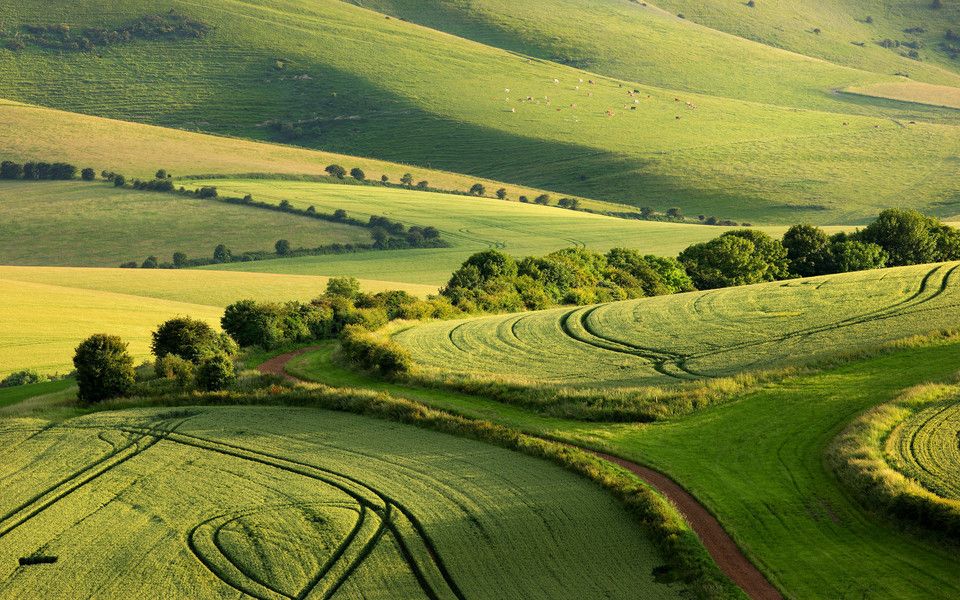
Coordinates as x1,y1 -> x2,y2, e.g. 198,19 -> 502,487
0,406 -> 677,599
287,333 -> 960,598
886,393 -> 960,501
194,179 -> 786,285
0,181 -> 370,267
0,267 -> 434,377
394,262 -> 960,390
2,2 -> 960,222
0,101 -> 582,213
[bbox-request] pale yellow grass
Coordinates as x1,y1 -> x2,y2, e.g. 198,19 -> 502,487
845,82 -> 960,110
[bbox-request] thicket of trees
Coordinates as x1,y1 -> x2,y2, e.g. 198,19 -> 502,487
441,247 -> 693,312
221,278 -> 458,350
0,161 -> 81,180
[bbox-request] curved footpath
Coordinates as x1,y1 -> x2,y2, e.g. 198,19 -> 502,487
259,348 -> 782,600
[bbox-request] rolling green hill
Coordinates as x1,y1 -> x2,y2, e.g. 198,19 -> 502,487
0,406 -> 674,599
1,2 -> 959,222
394,262 -> 960,405
0,181 -> 371,267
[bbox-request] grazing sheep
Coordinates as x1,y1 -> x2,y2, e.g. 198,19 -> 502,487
510,108 -> 516,113
675,115 -> 681,119
553,78 -> 560,83
606,109 -> 615,117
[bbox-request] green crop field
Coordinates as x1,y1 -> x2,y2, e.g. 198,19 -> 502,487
2,1 -> 960,222
395,262 -> 960,391
194,178 -> 805,285
290,333 -> 960,599
0,267 -> 433,377
886,394 -> 960,501
0,405 -> 675,599
0,181 -> 370,267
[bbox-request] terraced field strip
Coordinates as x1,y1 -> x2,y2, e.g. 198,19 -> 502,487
0,407 -> 670,598
887,399 -> 960,500
395,262 -> 960,388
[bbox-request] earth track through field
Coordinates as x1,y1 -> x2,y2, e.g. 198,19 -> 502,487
261,348 -> 783,600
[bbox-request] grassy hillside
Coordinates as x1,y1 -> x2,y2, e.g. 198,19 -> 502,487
0,181 -> 370,267
1,3 -> 960,222
0,406 -> 674,599
395,262 -> 960,392
292,334 -> 960,599
193,178 -> 808,285
349,0 -> 960,115
0,266 -> 434,377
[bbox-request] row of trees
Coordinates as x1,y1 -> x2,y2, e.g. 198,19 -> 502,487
442,247 -> 694,312
680,209 -> 960,289
0,160 -> 85,180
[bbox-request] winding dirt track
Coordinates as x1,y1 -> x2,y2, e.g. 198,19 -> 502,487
260,348 -> 783,600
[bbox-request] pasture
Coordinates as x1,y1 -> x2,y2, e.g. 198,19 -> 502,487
0,405 -> 676,599
394,262 -> 960,390
0,181 -> 369,267
0,267 -> 434,377
1,2 -> 960,221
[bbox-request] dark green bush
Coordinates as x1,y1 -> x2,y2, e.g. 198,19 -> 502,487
72,334 -> 135,403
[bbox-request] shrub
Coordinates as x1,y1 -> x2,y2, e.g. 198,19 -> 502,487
333,209 -> 348,221
350,167 -> 366,181
113,174 -> 126,187
172,251 -> 188,267
80,167 -> 96,181
279,199 -> 292,211
195,353 -> 236,391
73,334 -> 135,403
339,325 -> 412,376
534,194 -> 551,205
416,180 -> 429,189
557,198 -> 580,209
213,244 -> 232,263
400,172 -> 414,186
496,188 -> 507,200
381,174 -> 389,183
197,186 -> 217,198
326,276 -> 361,299
155,169 -> 168,179
141,256 -> 159,269
151,317 -> 232,366
469,183 -> 486,196
275,239 -> 291,256
0,161 -> 23,179
0,369 -> 43,387
325,164 -> 346,179
666,207 -> 683,219
154,354 -> 195,388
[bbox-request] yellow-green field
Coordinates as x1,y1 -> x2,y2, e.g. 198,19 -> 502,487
0,267 -> 434,377
887,392 -> 960,501
846,81 -> 960,111
0,181 -> 370,267
395,262 -> 960,392
0,406 -> 676,599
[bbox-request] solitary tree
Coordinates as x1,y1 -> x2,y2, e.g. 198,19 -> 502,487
400,173 -> 414,186
416,180 -> 429,189
73,334 -> 135,403
666,207 -> 683,220
275,239 -> 292,256
172,251 -> 188,267
350,167 -> 366,181
381,174 -> 389,183
534,194 -> 551,205
469,183 -> 486,196
155,169 -> 168,179
81,167 -> 96,181
496,188 -> 507,200
141,256 -> 159,269
113,174 -> 126,187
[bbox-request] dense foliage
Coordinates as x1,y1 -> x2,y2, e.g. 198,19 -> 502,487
72,334 -> 135,403
2,13 -> 209,52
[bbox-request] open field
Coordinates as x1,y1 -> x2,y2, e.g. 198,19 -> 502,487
0,380 -> 74,410
395,262 -> 960,389
846,81 -> 960,110
2,3 -> 960,221
0,405 -> 675,599
0,101 -> 580,211
887,393 -> 960,501
289,335 -> 960,599
0,267 -> 434,377
195,178 -> 795,284
0,181 -> 370,267
350,0 -> 960,116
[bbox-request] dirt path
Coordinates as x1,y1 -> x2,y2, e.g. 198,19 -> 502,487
260,348 -> 783,600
